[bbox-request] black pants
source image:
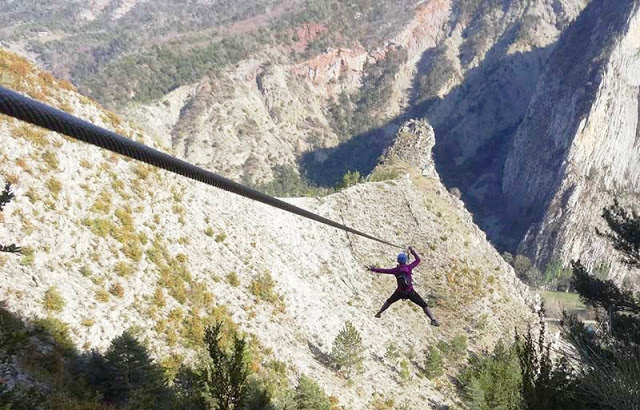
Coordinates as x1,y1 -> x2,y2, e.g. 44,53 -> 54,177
386,288 -> 428,309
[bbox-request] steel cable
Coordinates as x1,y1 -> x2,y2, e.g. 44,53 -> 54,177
0,86 -> 402,249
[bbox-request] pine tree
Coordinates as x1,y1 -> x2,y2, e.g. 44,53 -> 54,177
597,199 -> 640,267
338,171 -> 361,190
559,201 -> 640,407
423,346 -> 444,379
459,341 -> 521,410
516,309 -> 576,410
203,322 -> 250,410
292,375 -> 331,410
242,378 -> 274,410
574,200 -> 640,345
330,321 -> 364,376
464,377 -> 487,410
0,183 -> 21,254
173,365 -> 208,410
97,331 -> 172,408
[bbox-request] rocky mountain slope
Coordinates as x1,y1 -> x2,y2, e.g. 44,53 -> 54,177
502,0 -> 640,282
124,0 -> 450,184
0,50 -> 533,408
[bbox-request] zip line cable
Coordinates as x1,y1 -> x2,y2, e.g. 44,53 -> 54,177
0,86 -> 403,249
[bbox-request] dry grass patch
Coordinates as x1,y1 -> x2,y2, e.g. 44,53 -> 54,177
109,282 -> 125,298
43,287 -> 65,312
95,288 -> 110,302
12,124 -> 48,146
114,261 -> 135,277
45,177 -> 62,198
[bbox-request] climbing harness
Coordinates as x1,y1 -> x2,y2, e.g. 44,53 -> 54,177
0,86 -> 403,249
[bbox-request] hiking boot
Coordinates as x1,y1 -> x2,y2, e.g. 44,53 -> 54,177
430,319 -> 440,327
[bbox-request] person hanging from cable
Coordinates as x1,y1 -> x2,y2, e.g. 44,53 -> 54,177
368,247 -> 440,326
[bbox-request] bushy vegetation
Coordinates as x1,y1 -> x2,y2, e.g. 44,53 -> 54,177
42,287 -> 65,312
423,346 -> 444,379
3,0 -> 417,106
458,341 -> 522,409
249,271 -> 283,308
282,0 -> 417,51
502,253 -> 543,287
81,38 -> 262,105
227,272 -> 240,287
337,170 -> 361,190
250,165 -> 333,198
463,201 -> 640,409
109,282 -> 125,298
412,46 -> 459,105
45,177 -> 62,199
369,168 -> 400,183
502,252 -> 575,291
0,49 -> 74,105
290,375 -> 332,410
437,334 -> 468,362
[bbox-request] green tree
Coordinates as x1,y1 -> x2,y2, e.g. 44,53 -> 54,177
544,259 -> 573,291
501,252 -> 514,265
251,165 -> 332,198
331,321 -> 364,376
242,377 -> 275,410
338,171 -> 361,190
516,309 -> 576,410
203,322 -> 250,410
516,200 -> 640,408
173,365 -> 208,409
512,255 -> 544,288
94,331 -> 172,408
598,199 -> 640,267
423,346 -> 444,379
291,375 -> 331,410
459,341 -> 522,409
0,183 -> 21,254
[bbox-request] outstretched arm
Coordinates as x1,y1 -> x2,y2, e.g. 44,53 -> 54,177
408,247 -> 421,268
369,266 -> 401,274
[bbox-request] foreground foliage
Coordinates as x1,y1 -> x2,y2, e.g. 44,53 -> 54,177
0,309 -> 335,409
462,201 -> 640,409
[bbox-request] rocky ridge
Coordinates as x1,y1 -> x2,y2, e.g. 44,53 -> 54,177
0,50 -> 533,409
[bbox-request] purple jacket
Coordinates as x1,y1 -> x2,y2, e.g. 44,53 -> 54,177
371,248 -> 421,292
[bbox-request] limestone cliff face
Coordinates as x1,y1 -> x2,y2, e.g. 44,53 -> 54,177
415,0 -> 589,250
0,51 -> 533,408
502,0 -> 640,280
